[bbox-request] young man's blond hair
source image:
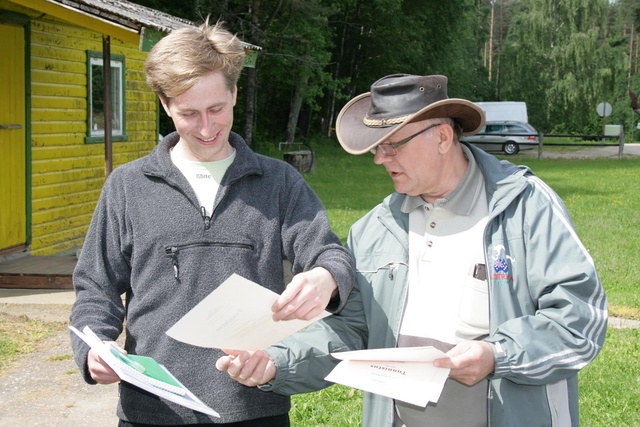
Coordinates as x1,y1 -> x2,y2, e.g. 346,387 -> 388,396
145,19 -> 245,101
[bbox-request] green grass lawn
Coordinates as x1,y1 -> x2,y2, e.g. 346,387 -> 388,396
280,140 -> 640,426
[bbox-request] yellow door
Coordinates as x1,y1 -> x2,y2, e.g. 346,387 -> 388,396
0,23 -> 27,251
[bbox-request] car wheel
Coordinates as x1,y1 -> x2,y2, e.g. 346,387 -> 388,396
503,142 -> 519,155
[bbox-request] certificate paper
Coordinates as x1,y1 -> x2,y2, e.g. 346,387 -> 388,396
166,273 -> 331,350
325,347 -> 450,407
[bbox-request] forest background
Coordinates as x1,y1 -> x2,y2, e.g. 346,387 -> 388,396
131,0 -> 640,147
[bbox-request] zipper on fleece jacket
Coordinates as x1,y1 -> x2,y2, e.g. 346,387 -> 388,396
201,206 -> 211,230
165,241 -> 255,281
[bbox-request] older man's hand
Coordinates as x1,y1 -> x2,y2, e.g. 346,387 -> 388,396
216,350 -> 276,387
433,340 -> 495,386
272,266 -> 337,321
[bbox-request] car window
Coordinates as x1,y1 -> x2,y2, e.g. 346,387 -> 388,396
486,124 -> 505,133
506,124 -> 527,134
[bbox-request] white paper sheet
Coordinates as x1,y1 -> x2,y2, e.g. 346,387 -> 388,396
325,346 -> 450,407
166,273 -> 331,350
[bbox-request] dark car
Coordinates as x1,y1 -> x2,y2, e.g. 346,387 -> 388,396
461,121 -> 539,155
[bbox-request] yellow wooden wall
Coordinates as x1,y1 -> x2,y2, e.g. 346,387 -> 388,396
3,2 -> 159,255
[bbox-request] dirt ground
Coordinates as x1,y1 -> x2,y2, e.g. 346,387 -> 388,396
0,303 -> 120,426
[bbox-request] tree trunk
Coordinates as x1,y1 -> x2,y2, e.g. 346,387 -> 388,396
242,0 -> 264,147
244,67 -> 257,147
283,150 -> 314,174
285,72 -> 309,143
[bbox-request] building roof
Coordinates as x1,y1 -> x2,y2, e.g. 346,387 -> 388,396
48,0 -> 261,50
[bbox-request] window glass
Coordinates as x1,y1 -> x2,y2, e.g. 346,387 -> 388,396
87,51 -> 126,141
507,124 -> 527,133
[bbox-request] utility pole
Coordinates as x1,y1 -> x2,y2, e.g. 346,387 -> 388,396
628,24 -> 634,91
489,0 -> 496,81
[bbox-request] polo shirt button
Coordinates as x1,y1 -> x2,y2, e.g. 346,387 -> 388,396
430,222 -> 436,228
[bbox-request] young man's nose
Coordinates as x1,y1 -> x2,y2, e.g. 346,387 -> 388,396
199,114 -> 215,138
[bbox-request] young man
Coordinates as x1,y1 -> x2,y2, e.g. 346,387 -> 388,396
70,21 -> 354,426
217,74 -> 608,427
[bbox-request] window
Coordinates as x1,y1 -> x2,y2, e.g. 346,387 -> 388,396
86,50 -> 127,143
485,124 -> 505,134
506,124 -> 527,134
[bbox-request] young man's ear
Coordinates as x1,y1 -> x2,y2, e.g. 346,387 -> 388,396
159,96 -> 171,117
231,86 -> 238,107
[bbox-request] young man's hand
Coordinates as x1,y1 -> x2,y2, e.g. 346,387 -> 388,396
272,266 -> 337,321
87,342 -> 122,384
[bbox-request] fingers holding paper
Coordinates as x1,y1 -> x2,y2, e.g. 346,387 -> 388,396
272,266 -> 337,321
433,340 -> 495,386
216,349 -> 276,387
87,341 -> 122,384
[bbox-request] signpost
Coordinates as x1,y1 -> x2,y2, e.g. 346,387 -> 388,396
596,102 -> 612,144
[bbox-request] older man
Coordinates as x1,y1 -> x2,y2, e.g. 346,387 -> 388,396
217,74 -> 607,427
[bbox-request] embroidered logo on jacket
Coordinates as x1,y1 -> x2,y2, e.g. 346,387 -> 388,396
491,245 -> 514,285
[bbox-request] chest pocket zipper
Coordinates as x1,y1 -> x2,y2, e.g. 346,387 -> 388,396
165,242 -> 254,281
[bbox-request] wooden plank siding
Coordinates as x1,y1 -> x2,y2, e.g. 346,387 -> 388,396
22,12 -> 158,255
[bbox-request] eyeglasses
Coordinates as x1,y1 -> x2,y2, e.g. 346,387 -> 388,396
370,123 -> 442,156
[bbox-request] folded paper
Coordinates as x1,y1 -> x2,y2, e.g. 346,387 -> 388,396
325,346 -> 450,407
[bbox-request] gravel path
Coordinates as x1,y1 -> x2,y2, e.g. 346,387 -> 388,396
0,304 -> 119,426
520,142 -> 640,158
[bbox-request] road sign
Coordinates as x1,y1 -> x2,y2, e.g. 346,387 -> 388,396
597,102 -> 612,117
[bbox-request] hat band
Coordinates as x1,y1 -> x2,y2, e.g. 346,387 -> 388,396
363,113 -> 410,128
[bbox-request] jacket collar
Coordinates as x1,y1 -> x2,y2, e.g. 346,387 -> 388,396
463,142 -> 530,215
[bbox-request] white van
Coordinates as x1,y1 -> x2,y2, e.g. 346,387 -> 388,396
474,101 -> 528,123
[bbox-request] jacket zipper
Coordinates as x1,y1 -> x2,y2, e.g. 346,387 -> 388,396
201,206 -> 211,230
165,241 -> 255,281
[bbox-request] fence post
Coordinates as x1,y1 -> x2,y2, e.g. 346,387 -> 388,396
618,126 -> 624,159
538,132 -> 544,160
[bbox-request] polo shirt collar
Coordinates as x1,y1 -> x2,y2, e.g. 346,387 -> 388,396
401,145 -> 484,216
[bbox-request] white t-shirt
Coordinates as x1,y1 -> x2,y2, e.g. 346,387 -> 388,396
170,147 -> 236,217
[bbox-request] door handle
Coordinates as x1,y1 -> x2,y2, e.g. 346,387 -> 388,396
0,124 -> 22,129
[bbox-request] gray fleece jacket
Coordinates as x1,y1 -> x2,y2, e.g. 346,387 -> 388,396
70,131 -> 354,424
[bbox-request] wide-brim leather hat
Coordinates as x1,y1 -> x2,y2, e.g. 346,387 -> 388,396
336,74 -> 486,155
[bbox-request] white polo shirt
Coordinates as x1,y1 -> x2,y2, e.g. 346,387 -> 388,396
396,145 -> 490,427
